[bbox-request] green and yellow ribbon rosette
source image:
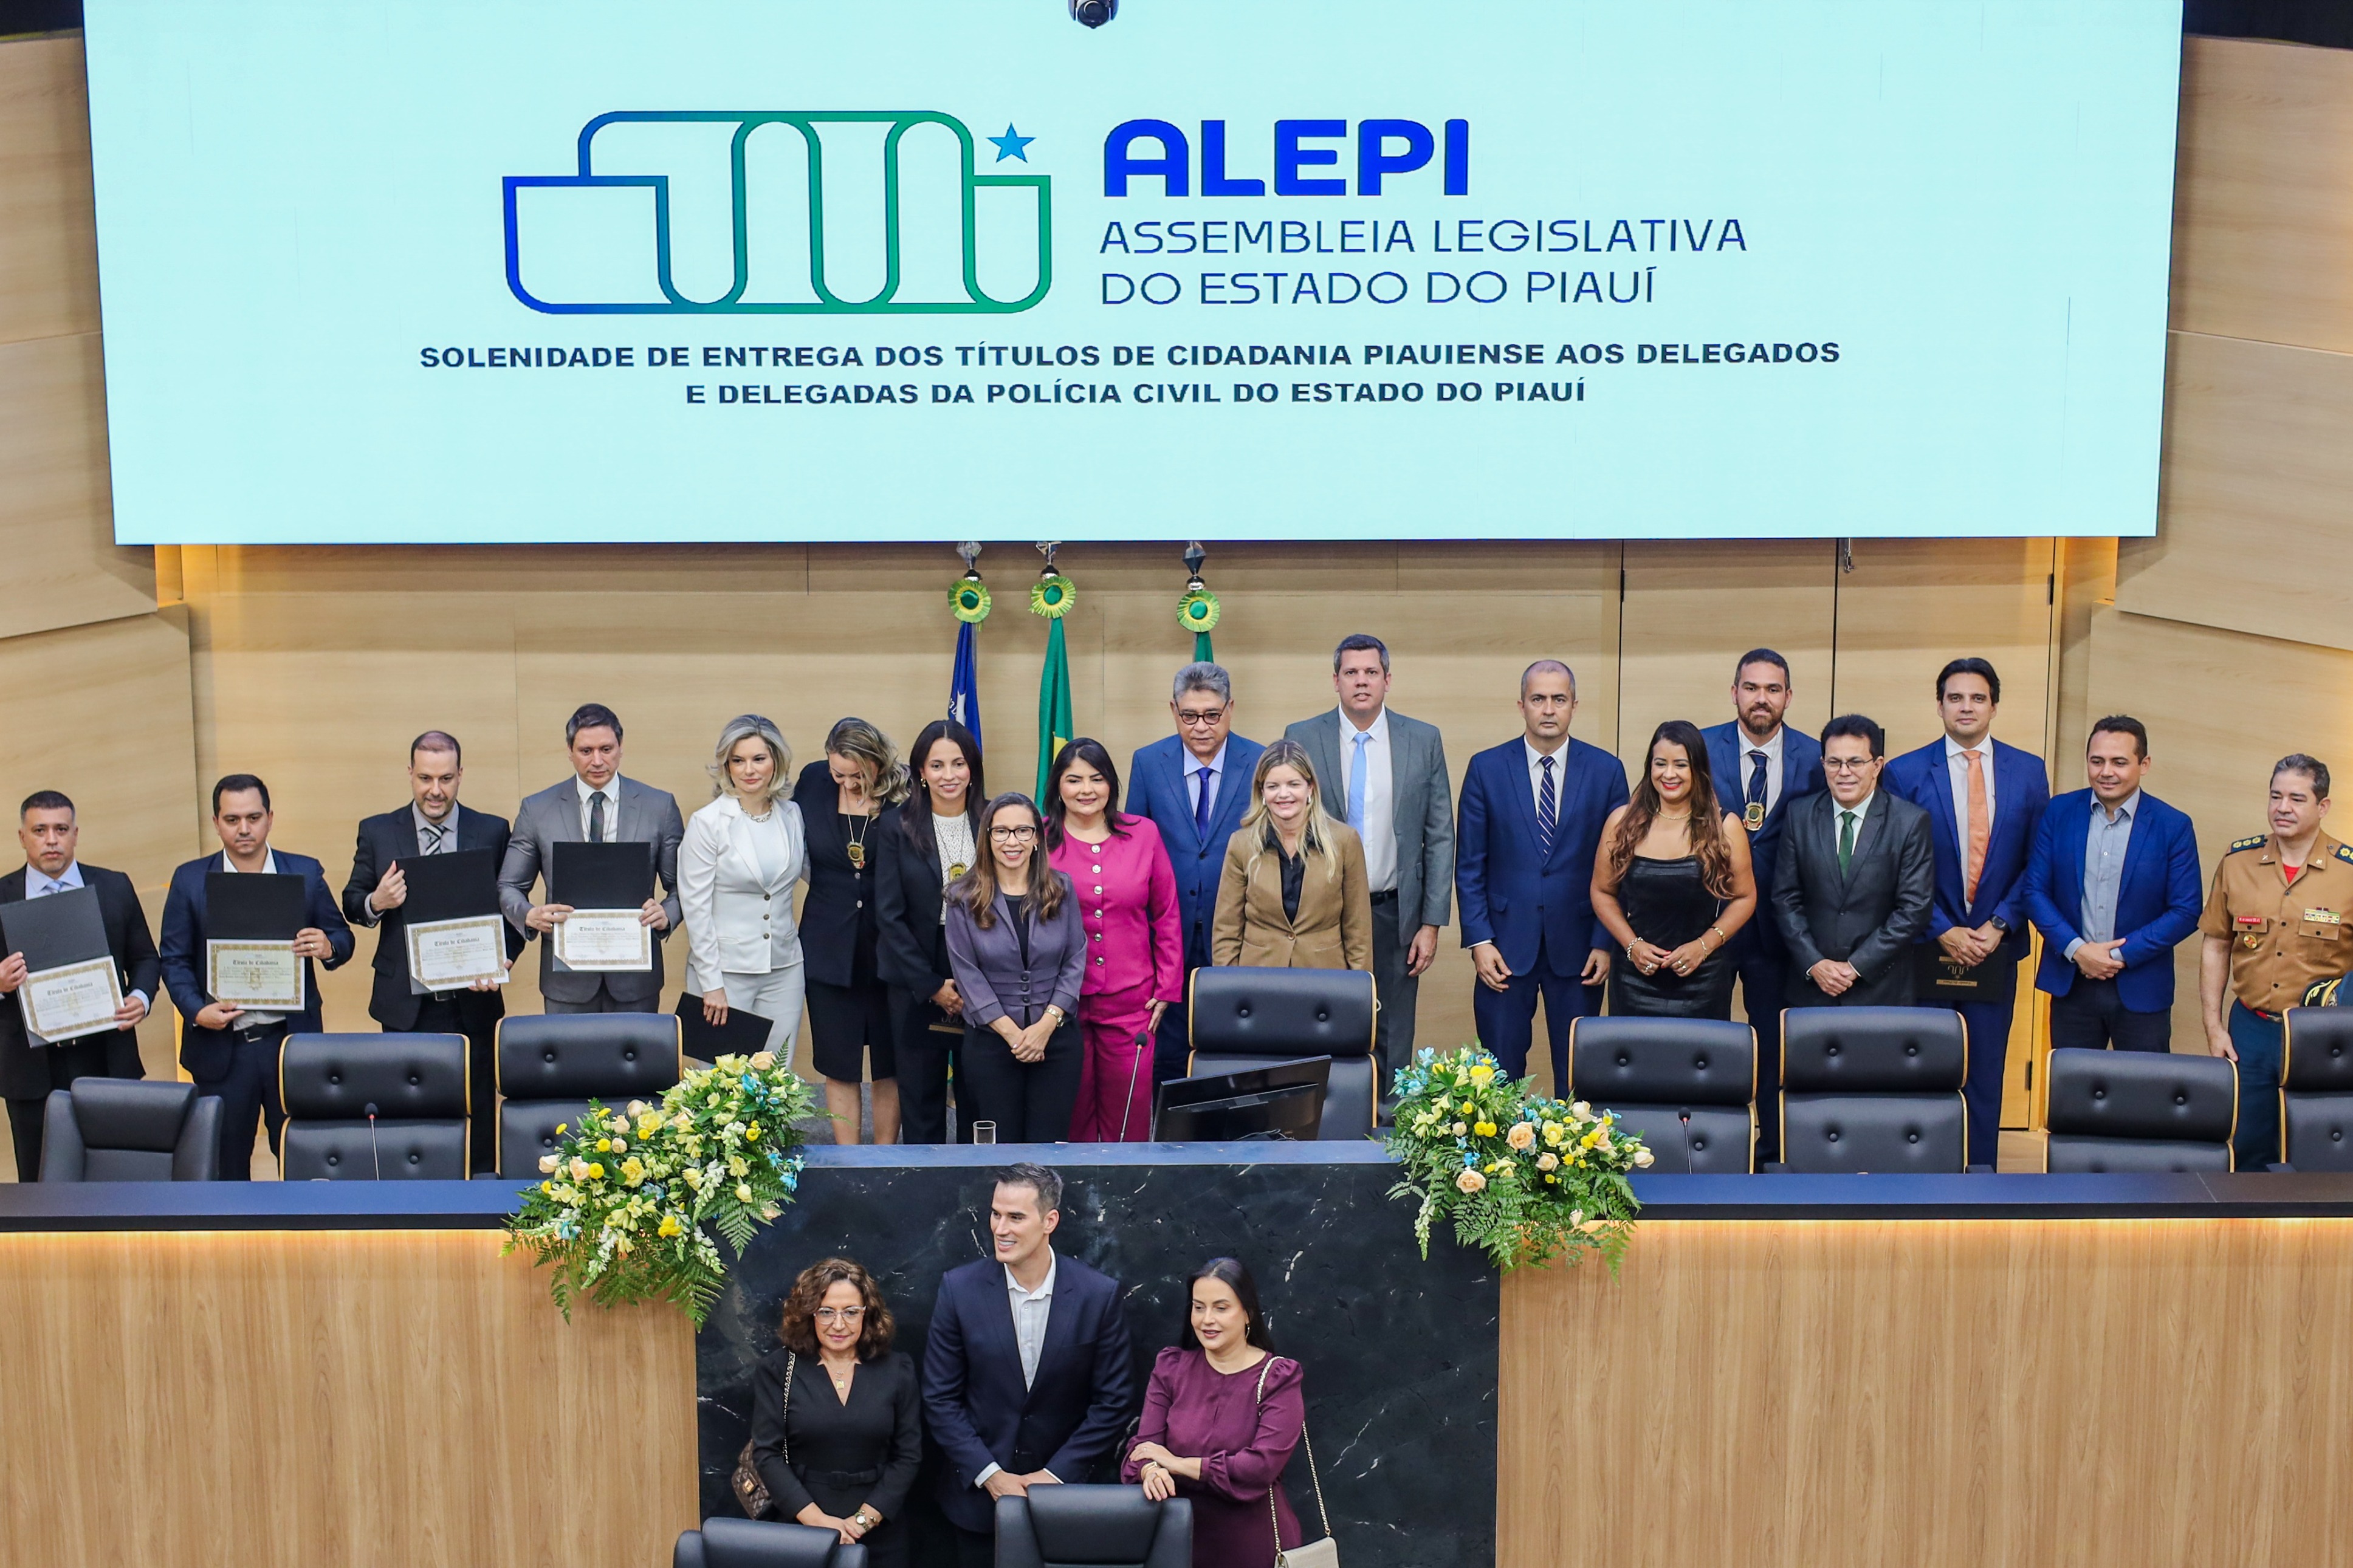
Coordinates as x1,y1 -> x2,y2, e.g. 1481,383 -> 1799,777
1031,573 -> 1077,619
950,578 -> 992,623
1176,586 -> 1221,635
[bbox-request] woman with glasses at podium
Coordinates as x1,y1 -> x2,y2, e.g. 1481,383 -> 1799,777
1210,739 -> 1372,973
944,793 -> 1088,1143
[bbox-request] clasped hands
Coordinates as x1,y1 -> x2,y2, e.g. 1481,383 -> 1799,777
1626,937 -> 1711,979
526,899 -> 668,931
1127,1442 -> 1194,1502
1936,922 -> 2005,969
983,1468 -> 1061,1500
2072,937 -> 2126,981
998,1011 -> 1057,1064
797,1502 -> 881,1545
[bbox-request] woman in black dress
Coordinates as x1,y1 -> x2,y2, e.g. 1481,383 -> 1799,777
873,719 -> 984,1145
749,1257 -> 922,1566
794,719 -> 911,1143
1591,719 -> 1759,1019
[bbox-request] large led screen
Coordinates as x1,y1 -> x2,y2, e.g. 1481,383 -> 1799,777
83,0 -> 2183,543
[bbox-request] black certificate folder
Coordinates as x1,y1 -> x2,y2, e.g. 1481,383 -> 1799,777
401,849 -> 500,923
0,885 -> 111,971
205,872 -> 307,939
552,841 -> 654,909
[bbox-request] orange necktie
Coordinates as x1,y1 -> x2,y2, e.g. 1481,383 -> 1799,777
1962,748 -> 1990,905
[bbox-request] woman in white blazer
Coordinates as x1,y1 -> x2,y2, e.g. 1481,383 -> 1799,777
682,714 -> 809,1063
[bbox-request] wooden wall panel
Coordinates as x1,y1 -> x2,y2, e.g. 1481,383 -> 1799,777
1618,538 -> 1839,758
1502,1218 -> 2353,1568
2117,332 -> 2353,654
0,1229 -> 698,1568
2170,37 -> 2353,354
0,330 -> 159,640
0,35 -> 98,345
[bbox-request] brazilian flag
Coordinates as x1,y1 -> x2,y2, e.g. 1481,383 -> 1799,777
1036,615 -> 1073,803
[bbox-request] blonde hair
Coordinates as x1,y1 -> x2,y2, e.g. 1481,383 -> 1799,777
707,714 -> 794,807
823,717 -> 912,807
1240,739 -> 1344,884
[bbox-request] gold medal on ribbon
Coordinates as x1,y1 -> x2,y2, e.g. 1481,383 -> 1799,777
947,863 -> 968,880
846,842 -> 866,870
1745,801 -> 1765,830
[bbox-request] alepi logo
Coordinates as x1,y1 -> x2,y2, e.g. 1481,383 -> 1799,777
504,112 -> 1051,313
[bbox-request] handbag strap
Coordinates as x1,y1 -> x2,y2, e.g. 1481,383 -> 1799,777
781,1352 -> 794,1463
1254,1357 -> 1333,1558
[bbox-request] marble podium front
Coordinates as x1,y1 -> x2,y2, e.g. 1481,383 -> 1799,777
695,1142 -> 1497,1568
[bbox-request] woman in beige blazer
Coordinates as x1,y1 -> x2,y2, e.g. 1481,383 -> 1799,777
1211,739 -> 1373,971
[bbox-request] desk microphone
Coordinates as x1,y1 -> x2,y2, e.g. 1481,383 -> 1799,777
1678,1109 -> 1699,1175
1118,1030 -> 1150,1143
364,1101 -> 383,1181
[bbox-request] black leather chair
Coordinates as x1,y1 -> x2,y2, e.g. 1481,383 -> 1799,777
279,1032 -> 469,1179
673,1518 -> 867,1568
2041,1046 -> 2236,1173
1777,1006 -> 1974,1173
38,1078 -> 222,1181
995,1485 -> 1192,1568
1566,1015 -> 1757,1173
2277,1006 -> 2353,1171
495,1013 -> 683,1177
1186,965 -> 1378,1139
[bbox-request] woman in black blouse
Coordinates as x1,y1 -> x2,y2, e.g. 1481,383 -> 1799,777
873,719 -> 984,1145
749,1257 -> 922,1564
794,718 -> 910,1143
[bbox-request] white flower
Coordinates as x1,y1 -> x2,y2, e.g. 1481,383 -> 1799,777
538,1154 -> 558,1174
1633,1147 -> 1655,1168
735,1182 -> 753,1202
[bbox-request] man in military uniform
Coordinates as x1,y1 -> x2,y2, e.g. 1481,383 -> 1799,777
2199,753 -> 2353,1168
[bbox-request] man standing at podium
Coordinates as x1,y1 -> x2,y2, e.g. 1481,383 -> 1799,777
500,704 -> 684,1015
344,731 -> 522,1171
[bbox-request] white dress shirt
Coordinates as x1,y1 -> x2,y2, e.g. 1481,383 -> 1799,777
1522,737 -> 1570,815
21,860 -> 147,1042
220,847 -> 284,1025
1182,742 -> 1231,824
974,1252 -> 1060,1488
1943,733 -> 1997,858
1737,725 -> 1787,815
575,776 -> 619,841
1831,790 -> 1876,838
1339,707 -> 1398,894
354,805 -> 461,930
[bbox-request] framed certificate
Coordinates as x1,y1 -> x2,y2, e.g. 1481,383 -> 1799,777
552,911 -> 653,971
406,914 -> 509,988
208,939 -> 305,1011
20,956 -> 125,1043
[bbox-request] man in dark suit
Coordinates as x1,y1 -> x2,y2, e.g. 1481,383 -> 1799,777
343,731 -> 525,1173
1702,648 -> 1824,1159
1883,659 -> 2051,1167
160,774 -> 355,1179
1285,634 -> 1454,1112
1771,715 -> 1936,1011
0,790 -> 160,1180
498,703 -> 684,1013
921,1162 -> 1136,1568
1455,660 -> 1629,1087
1124,663 -> 1265,1081
2023,716 -> 2203,1053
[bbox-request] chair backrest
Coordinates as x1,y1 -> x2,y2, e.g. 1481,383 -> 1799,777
675,1518 -> 866,1568
1779,1007 -> 1968,1173
280,1032 -> 469,1180
496,1013 -> 684,1100
501,1098 -> 596,1178
1186,967 -> 1376,1139
2042,1047 -> 2236,1173
1567,1016 -> 1757,1173
995,1487 -> 1192,1568
2282,1007 -> 2353,1171
38,1079 -> 221,1182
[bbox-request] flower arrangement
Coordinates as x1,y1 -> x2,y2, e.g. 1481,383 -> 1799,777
1384,1046 -> 1651,1273
504,1051 -> 815,1325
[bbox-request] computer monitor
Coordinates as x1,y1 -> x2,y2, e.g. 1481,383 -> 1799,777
1152,1057 -> 1331,1142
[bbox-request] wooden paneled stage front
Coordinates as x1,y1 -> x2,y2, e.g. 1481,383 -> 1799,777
3,1165 -> 2348,1568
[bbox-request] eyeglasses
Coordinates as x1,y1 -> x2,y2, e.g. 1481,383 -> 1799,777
814,1306 -> 866,1324
1175,708 -> 1228,728
989,825 -> 1038,841
1822,757 -> 1879,773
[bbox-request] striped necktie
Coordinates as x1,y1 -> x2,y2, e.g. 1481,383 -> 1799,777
1537,754 -> 1558,855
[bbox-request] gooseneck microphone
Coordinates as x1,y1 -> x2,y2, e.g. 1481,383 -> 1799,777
1118,1030 -> 1150,1143
365,1101 -> 383,1181
1679,1108 -> 1699,1175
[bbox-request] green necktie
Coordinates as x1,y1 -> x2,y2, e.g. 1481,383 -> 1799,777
1838,809 -> 1858,873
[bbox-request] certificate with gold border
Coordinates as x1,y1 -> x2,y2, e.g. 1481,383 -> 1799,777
406,914 -> 509,988
552,910 -> 653,971
207,938 -> 304,1011
19,956 -> 124,1043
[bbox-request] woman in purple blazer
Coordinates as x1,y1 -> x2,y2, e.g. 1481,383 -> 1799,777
1123,1257 -> 1311,1568
943,794 -> 1089,1143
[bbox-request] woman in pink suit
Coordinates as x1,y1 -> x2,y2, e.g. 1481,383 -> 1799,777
1045,739 -> 1183,1142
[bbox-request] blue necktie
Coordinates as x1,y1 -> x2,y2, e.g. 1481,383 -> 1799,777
1347,732 -> 1370,835
1537,754 -> 1558,856
1747,750 -> 1769,817
1194,765 -> 1214,837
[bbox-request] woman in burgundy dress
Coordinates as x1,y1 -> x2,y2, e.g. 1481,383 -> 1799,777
1121,1258 -> 1307,1566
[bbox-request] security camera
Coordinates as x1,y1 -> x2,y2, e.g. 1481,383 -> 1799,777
1070,0 -> 1116,27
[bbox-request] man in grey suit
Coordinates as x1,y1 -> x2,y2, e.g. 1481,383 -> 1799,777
1285,634 -> 1454,1111
498,703 -> 685,1013
1771,714 -> 1937,1008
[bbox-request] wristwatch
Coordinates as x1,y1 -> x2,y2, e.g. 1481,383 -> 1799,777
1988,916 -> 2011,934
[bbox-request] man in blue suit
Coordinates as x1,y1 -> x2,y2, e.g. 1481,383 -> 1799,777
922,1163 -> 1135,1568
2023,716 -> 2202,1052
1455,660 -> 1629,1087
1702,648 -> 1824,1160
1883,659 -> 2050,1167
1124,662 -> 1264,1081
160,773 -> 355,1179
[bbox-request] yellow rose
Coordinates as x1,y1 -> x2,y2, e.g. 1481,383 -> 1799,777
735,1182 -> 753,1202
1543,1122 -> 1565,1147
1536,1152 -> 1559,1172
621,1157 -> 646,1185
1469,1064 -> 1495,1086
1506,1122 -> 1536,1151
1455,1168 -> 1487,1194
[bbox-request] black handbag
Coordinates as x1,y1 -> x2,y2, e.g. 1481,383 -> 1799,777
733,1352 -> 793,1519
